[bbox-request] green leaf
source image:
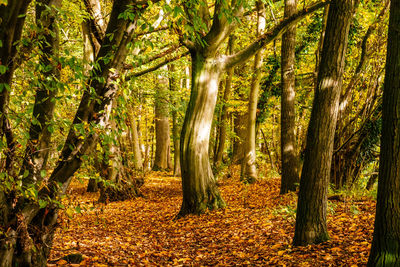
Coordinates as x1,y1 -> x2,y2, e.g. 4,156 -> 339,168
23,170 -> 29,178
40,170 -> 46,178
39,199 -> 48,208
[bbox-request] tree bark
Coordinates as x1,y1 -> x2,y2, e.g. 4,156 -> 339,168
280,0 -> 299,194
153,67 -> 171,171
368,1 -> 400,265
19,0 -> 61,187
169,64 -> 181,176
240,1 -> 266,183
214,35 -> 235,168
179,52 -> 226,216
0,0 -> 32,175
293,0 -> 358,246
232,110 -> 247,164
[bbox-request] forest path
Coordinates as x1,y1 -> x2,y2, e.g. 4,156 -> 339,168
49,167 -> 374,266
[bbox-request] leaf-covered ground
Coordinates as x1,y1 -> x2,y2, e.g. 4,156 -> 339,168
49,167 -> 376,266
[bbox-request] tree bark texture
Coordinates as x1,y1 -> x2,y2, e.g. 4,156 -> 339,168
293,0 -> 358,246
368,1 -> 400,265
214,35 -> 235,168
241,1 -> 266,183
232,112 -> 247,164
280,0 -> 299,194
153,67 -> 171,171
169,64 -> 181,176
179,52 -> 226,216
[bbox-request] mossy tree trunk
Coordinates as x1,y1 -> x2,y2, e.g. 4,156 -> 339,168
368,1 -> 400,265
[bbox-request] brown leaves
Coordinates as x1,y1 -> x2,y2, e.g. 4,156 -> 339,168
50,169 -> 375,266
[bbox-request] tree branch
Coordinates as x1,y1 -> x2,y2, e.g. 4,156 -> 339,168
223,0 -> 329,69
125,51 -> 189,80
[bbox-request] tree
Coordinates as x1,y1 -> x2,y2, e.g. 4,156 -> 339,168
293,0 -> 359,246
169,63 -> 181,176
214,35 -> 235,169
280,0 -> 299,194
0,1 -> 32,175
368,0 -> 400,265
0,0 -> 150,264
177,0 -> 328,216
240,1 -> 266,183
153,67 -> 172,171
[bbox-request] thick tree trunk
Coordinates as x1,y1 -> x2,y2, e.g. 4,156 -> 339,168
179,52 -> 226,216
293,0 -> 357,246
241,1 -> 266,183
368,1 -> 400,265
280,0 -> 299,194
153,68 -> 171,171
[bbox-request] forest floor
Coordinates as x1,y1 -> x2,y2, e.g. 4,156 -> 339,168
49,166 -> 376,266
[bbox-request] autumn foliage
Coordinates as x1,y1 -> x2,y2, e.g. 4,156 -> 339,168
50,166 -> 374,266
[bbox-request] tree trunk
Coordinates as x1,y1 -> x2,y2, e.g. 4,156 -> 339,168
280,0 -> 299,194
293,0 -> 358,246
153,68 -> 171,171
19,0 -> 61,187
127,109 -> 143,170
169,64 -> 181,176
368,1 -> 400,265
214,35 -> 235,168
232,112 -> 247,164
179,52 -> 226,216
0,0 -> 32,175
241,1 -> 266,183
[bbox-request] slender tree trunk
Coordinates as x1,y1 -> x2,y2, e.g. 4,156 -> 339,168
0,0 -> 32,175
19,0 -> 61,187
169,64 -> 181,176
368,1 -> 400,265
153,68 -> 171,170
241,1 -> 266,183
280,0 -> 299,194
293,0 -> 358,246
214,35 -> 235,168
232,112 -> 247,164
127,109 -> 143,170
179,52 -> 226,216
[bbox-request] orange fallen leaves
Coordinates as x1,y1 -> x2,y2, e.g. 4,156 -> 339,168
50,168 -> 375,266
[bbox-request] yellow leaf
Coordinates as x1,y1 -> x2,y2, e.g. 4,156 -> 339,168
277,250 -> 285,256
271,244 -> 281,250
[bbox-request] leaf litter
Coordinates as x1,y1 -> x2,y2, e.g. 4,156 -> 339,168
49,167 -> 375,266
